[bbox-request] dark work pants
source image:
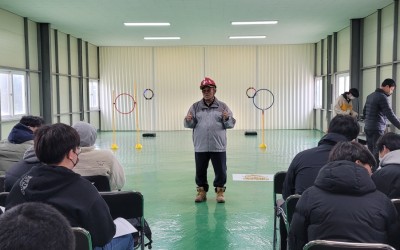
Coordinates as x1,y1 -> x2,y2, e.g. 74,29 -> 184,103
365,129 -> 384,171
195,152 -> 227,192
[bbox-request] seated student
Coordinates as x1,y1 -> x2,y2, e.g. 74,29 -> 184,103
0,115 -> 44,175
279,115 -> 359,250
72,121 -> 125,191
5,123 -> 134,249
0,202 -> 75,250
289,141 -> 399,250
4,146 -> 44,191
372,132 -> 400,198
333,88 -> 359,117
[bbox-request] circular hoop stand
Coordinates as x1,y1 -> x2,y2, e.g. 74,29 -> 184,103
247,87 -> 275,149
142,88 -> 156,138
111,91 -> 137,150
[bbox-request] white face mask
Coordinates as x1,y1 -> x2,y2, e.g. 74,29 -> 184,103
348,95 -> 355,100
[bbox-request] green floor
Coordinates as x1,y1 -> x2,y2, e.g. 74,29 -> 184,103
96,130 -> 324,250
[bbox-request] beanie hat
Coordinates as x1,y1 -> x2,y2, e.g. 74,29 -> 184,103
72,121 -> 97,147
349,88 -> 359,98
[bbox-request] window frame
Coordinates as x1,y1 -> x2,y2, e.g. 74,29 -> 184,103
0,70 -> 27,120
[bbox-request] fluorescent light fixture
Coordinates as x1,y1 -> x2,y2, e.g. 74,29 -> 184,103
229,36 -> 266,39
144,37 -> 181,40
124,22 -> 170,26
231,21 -> 278,25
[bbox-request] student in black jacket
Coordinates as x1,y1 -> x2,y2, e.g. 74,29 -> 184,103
5,123 -> 134,249
372,132 -> 400,198
289,141 -> 400,250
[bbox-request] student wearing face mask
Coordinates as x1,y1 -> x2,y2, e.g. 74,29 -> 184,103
5,123 -> 135,249
363,78 -> 400,169
334,88 -> 359,118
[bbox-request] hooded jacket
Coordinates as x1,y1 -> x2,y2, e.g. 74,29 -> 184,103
363,88 -> 400,131
282,133 -> 349,199
184,97 -> 236,152
4,146 -> 44,191
289,160 -> 400,250
7,123 -> 34,144
72,121 -> 125,190
372,149 -> 400,198
5,165 -> 116,247
333,93 -> 357,117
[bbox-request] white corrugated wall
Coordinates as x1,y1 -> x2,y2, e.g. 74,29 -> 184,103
100,45 -> 315,131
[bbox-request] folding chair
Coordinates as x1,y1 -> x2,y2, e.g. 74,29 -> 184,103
0,175 -> 5,192
303,240 -> 395,250
281,194 -> 301,233
100,191 -> 150,249
82,175 -> 111,192
0,191 -> 8,207
72,227 -> 93,250
391,199 -> 400,215
273,171 -> 287,250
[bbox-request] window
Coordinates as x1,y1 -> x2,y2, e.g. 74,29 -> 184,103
89,79 -> 99,110
314,77 -> 322,109
335,73 -> 350,99
0,71 -> 27,118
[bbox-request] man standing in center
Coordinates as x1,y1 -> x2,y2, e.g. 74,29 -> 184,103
184,77 -> 236,203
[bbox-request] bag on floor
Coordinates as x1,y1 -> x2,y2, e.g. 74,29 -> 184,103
128,218 -> 153,249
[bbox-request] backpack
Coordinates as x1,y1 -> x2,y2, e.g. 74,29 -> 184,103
128,218 -> 153,249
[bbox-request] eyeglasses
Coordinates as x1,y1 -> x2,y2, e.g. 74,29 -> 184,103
201,87 -> 215,93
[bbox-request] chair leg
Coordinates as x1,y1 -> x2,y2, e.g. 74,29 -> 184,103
273,208 -> 277,250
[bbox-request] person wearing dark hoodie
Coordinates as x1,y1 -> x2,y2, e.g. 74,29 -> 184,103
278,115 -> 360,250
72,121 -> 125,191
5,123 -> 134,249
0,115 -> 44,175
372,132 -> 400,198
289,141 -> 400,250
4,146 -> 44,191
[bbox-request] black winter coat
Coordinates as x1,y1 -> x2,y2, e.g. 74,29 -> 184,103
363,88 -> 400,131
289,160 -> 400,250
372,150 -> 400,198
5,165 -> 116,247
282,133 -> 349,199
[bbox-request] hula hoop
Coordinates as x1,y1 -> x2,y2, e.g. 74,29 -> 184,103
252,88 -> 275,111
114,93 -> 136,114
246,87 -> 257,98
143,88 -> 154,100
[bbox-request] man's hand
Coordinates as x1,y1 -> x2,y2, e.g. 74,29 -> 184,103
186,112 -> 193,121
222,110 -> 229,121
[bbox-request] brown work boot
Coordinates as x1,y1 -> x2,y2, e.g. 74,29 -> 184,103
195,187 -> 207,202
216,187 -> 226,203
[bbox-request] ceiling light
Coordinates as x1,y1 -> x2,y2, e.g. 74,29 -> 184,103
229,36 -> 266,39
124,23 -> 170,26
144,37 -> 181,40
231,21 -> 278,25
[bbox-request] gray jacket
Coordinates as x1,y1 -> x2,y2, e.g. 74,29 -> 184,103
184,97 -> 235,152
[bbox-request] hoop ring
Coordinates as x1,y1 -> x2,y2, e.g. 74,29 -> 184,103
143,88 -> 154,100
246,87 -> 257,98
114,93 -> 136,114
252,88 -> 275,111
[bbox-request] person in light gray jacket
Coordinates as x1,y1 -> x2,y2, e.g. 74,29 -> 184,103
184,77 -> 236,203
72,121 -> 126,191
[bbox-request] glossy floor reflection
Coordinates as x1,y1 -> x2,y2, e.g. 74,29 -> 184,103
96,130 -> 323,250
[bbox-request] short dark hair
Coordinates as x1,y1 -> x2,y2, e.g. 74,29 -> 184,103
34,123 -> 80,164
381,78 -> 396,88
328,115 -> 360,141
376,132 -> 400,152
329,141 -> 376,168
19,115 -> 44,127
0,202 -> 75,250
